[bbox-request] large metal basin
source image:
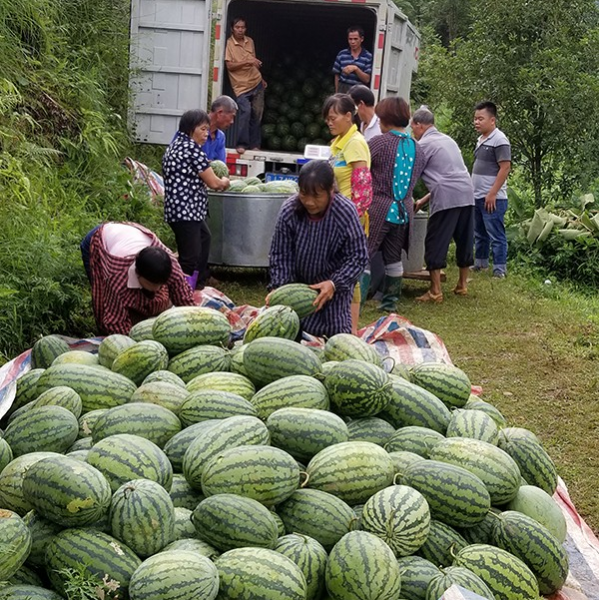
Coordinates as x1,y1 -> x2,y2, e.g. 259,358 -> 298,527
207,192 -> 289,267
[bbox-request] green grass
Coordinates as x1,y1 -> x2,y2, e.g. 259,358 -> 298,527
216,265 -> 599,533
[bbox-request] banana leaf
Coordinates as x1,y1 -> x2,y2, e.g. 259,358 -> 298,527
558,229 -> 592,240
580,193 -> 595,209
536,219 -> 555,243
527,208 -> 551,244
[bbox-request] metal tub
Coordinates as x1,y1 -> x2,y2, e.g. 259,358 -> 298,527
207,192 -> 289,267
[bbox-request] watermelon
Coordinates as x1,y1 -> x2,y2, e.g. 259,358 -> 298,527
400,459 -> 491,528
22,510 -> 63,567
110,479 -> 176,558
167,345 -> 230,383
179,390 -> 257,426
453,543 -> 540,600
31,335 -> 69,368
361,484 -> 431,556
446,409 -> 499,444
169,473 -> 205,510
216,546 -> 307,600
86,433 -> 173,492
274,534 -> 328,600
323,333 -> 383,367
0,437 -> 13,472
211,159 -> 229,177
45,528 -> 142,598
30,385 -> 82,418
152,306 -> 231,354
417,519 -> 468,568
12,369 -> 45,413
388,450 -> 426,474
98,334 -> 137,368
8,564 -> 44,587
244,305 -> 301,343
92,402 -> 182,448
464,396 -> 507,428
266,284 -> 318,319
186,371 -> 256,400
498,427 -> 540,445
491,510 -> 569,595
172,506 -> 196,539
325,531 -> 401,600
78,408 -> 108,437
165,419 -> 222,473
277,488 -> 357,550
426,566 -> 496,600
460,509 -> 501,545
161,537 -> 219,559
22,455 -> 111,527
410,362 -> 471,408
384,425 -> 445,458
250,375 -> 329,419
397,556 -> 440,600
111,340 -> 169,385
201,445 -> 300,506
142,369 -> 186,388
346,417 -> 395,446
266,407 -> 349,462
306,441 -> 395,505
0,586 -> 62,600
52,350 -> 99,366
192,493 -> 279,551
229,344 -> 250,377
130,381 -> 190,415
129,317 -> 156,341
0,510 -> 32,580
129,550 -> 219,600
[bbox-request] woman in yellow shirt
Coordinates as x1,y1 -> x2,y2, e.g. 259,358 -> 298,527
323,94 -> 373,334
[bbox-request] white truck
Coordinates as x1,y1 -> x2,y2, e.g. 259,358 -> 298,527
129,0 -> 420,180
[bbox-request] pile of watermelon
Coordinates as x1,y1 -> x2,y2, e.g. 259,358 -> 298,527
0,285 -> 569,600
224,177 -> 299,195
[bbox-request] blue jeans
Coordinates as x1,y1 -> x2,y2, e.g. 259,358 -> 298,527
235,82 -> 264,150
473,197 -> 508,275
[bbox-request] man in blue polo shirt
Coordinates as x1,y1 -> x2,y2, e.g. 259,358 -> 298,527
333,26 -> 373,94
202,96 -> 238,162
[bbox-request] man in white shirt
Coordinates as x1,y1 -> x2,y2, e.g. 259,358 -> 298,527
348,85 -> 381,141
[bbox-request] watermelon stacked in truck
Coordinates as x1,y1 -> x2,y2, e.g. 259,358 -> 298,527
0,295 -> 570,600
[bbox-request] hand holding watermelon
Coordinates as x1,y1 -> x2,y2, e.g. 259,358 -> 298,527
310,280 -> 335,311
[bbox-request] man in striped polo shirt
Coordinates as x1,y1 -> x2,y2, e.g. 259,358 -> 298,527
471,101 -> 511,277
332,26 -> 373,94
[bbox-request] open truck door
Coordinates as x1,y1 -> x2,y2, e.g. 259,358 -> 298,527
129,0 -> 212,144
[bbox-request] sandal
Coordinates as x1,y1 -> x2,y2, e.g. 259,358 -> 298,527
415,291 -> 444,303
453,286 -> 468,296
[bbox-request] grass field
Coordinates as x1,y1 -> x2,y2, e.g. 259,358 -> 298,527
215,264 -> 599,532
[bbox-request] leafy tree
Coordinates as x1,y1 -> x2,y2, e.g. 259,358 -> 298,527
418,0 -> 599,206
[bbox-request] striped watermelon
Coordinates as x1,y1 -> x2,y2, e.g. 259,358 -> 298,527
92,402 -> 182,448
152,306 -> 231,354
243,337 -> 322,387
244,305 -> 300,343
498,426 -> 540,445
267,283 -> 318,319
110,479 -> 176,558
179,390 -> 257,426
0,586 -> 62,600
491,510 -> 568,595
453,543 -> 540,600
186,371 -> 256,400
410,362 -> 471,408
164,420 -> 221,473
229,344 -> 250,377
400,460 -> 491,528
429,437 -> 521,505
324,333 -> 383,367
22,510 -> 62,567
0,437 -> 13,472
31,335 -> 69,368
86,433 -> 173,492
78,408 -> 108,437
30,385 -> 82,418
464,396 -> 507,428
129,550 -> 219,600
129,317 -> 156,341
169,473 -> 205,510
388,450 -> 426,474
397,556 -> 441,600
142,369 -> 186,387
384,425 -> 445,458
324,359 -> 392,417
426,566 -> 496,600
417,519 -> 468,568
0,510 -> 32,580
167,345 -> 230,383
272,510 -> 286,536
361,484 -> 431,556
162,537 -> 219,559
4,405 -> 79,456
22,454 -> 111,527
12,369 -> 45,413
325,531 -> 401,600
346,417 -> 395,446
130,381 -> 190,415
8,564 -> 44,587
192,493 -> 279,551
446,409 -> 499,444
0,452 -> 60,515
381,375 -> 451,433
391,361 -> 412,381
35,363 -> 137,412
111,340 -> 169,385
98,334 -> 137,368
306,441 -> 395,505
45,528 -> 142,598
52,350 -> 99,366
499,436 -> 558,495
277,488 -> 357,550
66,449 -> 91,462
507,485 -> 567,543
68,437 -> 94,452
266,407 -> 349,462
274,534 -> 328,600
216,546 -> 308,600
460,509 -> 501,545
173,506 -> 196,539
201,445 -> 300,506
250,375 -> 329,420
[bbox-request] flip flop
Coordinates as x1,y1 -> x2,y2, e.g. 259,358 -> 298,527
415,291 -> 444,303
453,287 -> 468,296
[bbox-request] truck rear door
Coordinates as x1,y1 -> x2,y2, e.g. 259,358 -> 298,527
129,0 -> 212,144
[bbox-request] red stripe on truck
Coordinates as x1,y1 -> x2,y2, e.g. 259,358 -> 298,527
374,74 -> 380,90
378,33 -> 384,49
213,67 -> 219,81
215,24 -> 221,40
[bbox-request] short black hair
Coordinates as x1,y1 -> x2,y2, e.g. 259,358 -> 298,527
178,109 -> 209,137
348,85 -> 375,107
474,101 -> 497,117
298,160 -> 335,196
135,247 -> 172,284
231,16 -> 246,28
322,94 -> 356,120
347,26 -> 364,37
